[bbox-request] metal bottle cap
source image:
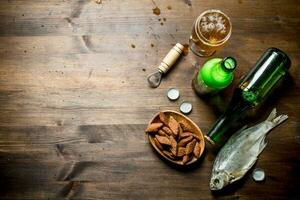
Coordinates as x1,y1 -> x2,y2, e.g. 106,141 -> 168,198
252,168 -> 265,182
180,101 -> 193,114
167,88 -> 180,100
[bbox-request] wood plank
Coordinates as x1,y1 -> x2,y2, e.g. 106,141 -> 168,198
0,0 -> 299,37
0,0 -> 299,199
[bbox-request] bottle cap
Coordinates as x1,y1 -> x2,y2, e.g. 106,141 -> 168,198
221,57 -> 236,72
179,101 -> 192,114
252,168 -> 265,182
167,88 -> 180,100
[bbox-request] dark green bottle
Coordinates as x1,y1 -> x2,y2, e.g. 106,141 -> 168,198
205,48 -> 291,145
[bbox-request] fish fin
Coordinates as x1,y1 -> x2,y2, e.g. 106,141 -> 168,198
266,108 -> 288,127
251,132 -> 268,155
266,108 -> 277,121
238,125 -> 248,133
227,125 -> 248,144
273,114 -> 288,126
258,138 -> 267,155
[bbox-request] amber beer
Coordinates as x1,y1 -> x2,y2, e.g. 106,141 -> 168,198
189,10 -> 232,57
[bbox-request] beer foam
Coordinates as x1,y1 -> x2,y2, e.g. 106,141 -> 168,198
200,12 -> 228,37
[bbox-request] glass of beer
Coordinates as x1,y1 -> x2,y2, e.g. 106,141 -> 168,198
189,9 -> 232,57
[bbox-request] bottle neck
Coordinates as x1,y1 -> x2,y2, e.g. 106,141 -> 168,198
221,57 -> 236,72
206,90 -> 251,144
197,57 -> 235,91
215,64 -> 232,76
207,64 -> 233,89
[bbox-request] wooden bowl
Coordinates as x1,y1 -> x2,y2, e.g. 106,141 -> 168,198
147,110 -> 205,166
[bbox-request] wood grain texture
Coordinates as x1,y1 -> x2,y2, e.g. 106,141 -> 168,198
0,0 -> 299,199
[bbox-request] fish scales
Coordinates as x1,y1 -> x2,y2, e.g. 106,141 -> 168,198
210,108 -> 288,190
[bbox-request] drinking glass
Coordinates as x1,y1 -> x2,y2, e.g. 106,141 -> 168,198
189,9 -> 232,57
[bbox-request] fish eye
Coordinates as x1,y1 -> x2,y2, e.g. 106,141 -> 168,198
213,179 -> 220,185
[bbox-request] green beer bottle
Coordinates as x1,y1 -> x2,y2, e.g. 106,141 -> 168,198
205,48 -> 291,145
193,57 -> 237,96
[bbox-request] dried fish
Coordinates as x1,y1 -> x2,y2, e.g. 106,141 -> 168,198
210,108 -> 288,190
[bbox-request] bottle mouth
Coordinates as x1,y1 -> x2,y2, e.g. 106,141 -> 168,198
221,57 -> 236,71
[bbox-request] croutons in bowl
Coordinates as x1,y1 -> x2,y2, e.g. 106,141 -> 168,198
145,110 -> 205,166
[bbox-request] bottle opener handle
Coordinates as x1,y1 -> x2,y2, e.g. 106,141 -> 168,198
158,43 -> 184,74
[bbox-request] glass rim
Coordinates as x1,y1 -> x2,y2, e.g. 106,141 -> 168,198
194,9 -> 232,46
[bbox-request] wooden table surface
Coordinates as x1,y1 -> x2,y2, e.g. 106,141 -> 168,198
0,0 -> 299,199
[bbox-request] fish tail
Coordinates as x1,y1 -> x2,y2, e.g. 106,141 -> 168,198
266,108 -> 288,127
